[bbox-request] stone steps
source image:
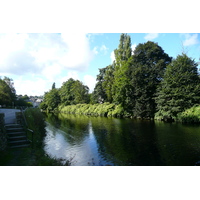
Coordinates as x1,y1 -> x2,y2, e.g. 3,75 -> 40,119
5,124 -> 31,149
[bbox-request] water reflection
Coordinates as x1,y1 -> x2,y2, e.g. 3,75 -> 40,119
44,113 -> 200,166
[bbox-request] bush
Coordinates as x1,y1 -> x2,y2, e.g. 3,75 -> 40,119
58,103 -> 128,118
177,105 -> 200,124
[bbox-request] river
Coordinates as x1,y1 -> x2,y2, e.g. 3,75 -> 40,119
43,113 -> 200,166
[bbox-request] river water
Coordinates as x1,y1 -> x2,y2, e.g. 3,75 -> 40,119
43,113 -> 200,166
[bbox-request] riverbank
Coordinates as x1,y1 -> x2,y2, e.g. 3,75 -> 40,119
57,103 -> 200,124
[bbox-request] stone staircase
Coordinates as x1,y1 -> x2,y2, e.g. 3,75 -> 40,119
5,124 -> 31,148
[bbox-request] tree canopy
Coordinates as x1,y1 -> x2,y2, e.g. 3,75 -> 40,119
0,77 -> 16,107
155,53 -> 200,121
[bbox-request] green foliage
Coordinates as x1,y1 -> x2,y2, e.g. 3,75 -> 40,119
177,105 -> 200,124
52,82 -> 56,89
0,77 -> 16,107
93,67 -> 108,103
22,108 -> 70,165
24,108 -> 46,140
131,41 -> 172,118
103,64 -> 115,103
58,102 -> 127,118
15,98 -> 33,107
112,34 -> 133,109
38,34 -> 200,124
59,78 -> 89,105
155,53 -> 200,120
42,89 -> 60,112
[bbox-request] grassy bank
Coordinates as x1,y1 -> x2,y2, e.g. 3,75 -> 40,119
58,102 -> 130,118
177,105 -> 200,124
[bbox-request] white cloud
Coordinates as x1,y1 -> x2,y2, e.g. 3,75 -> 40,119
93,47 -> 98,55
0,33 -> 94,76
182,33 -> 199,46
144,33 -> 159,40
0,33 -> 95,95
100,45 -> 108,54
83,75 -> 96,92
110,51 -> 115,63
14,76 -> 50,96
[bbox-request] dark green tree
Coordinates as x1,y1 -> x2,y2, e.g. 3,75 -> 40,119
155,53 -> 200,121
3,77 -> 16,106
102,64 -> 115,103
0,79 -> 12,106
131,41 -> 172,118
92,68 -> 108,103
52,82 -> 56,89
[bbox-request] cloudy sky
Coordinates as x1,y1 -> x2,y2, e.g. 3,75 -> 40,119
0,33 -> 199,96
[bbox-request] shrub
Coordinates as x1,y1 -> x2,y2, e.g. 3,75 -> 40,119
177,105 -> 200,124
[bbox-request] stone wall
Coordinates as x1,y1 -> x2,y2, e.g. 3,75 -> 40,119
0,113 -> 6,151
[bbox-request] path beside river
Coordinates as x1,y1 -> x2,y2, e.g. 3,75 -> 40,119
0,108 -> 20,124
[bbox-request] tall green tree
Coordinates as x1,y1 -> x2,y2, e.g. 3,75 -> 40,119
102,64 -> 115,103
155,53 -> 200,121
52,82 -> 56,89
112,33 -> 133,111
131,41 -> 172,118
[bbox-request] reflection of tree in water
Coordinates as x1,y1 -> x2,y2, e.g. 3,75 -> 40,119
44,113 -> 200,166
90,118 -> 164,165
45,112 -> 61,128
56,113 -> 91,144
155,122 -> 200,166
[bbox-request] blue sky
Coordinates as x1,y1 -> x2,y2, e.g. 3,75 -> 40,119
0,33 -> 199,96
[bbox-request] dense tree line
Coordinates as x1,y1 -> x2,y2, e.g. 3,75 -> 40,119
41,33 -> 200,120
91,34 -> 200,120
40,79 -> 90,112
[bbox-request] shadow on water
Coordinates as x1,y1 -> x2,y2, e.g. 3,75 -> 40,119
43,113 -> 200,166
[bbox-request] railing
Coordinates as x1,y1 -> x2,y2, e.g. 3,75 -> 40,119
20,107 -> 34,148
